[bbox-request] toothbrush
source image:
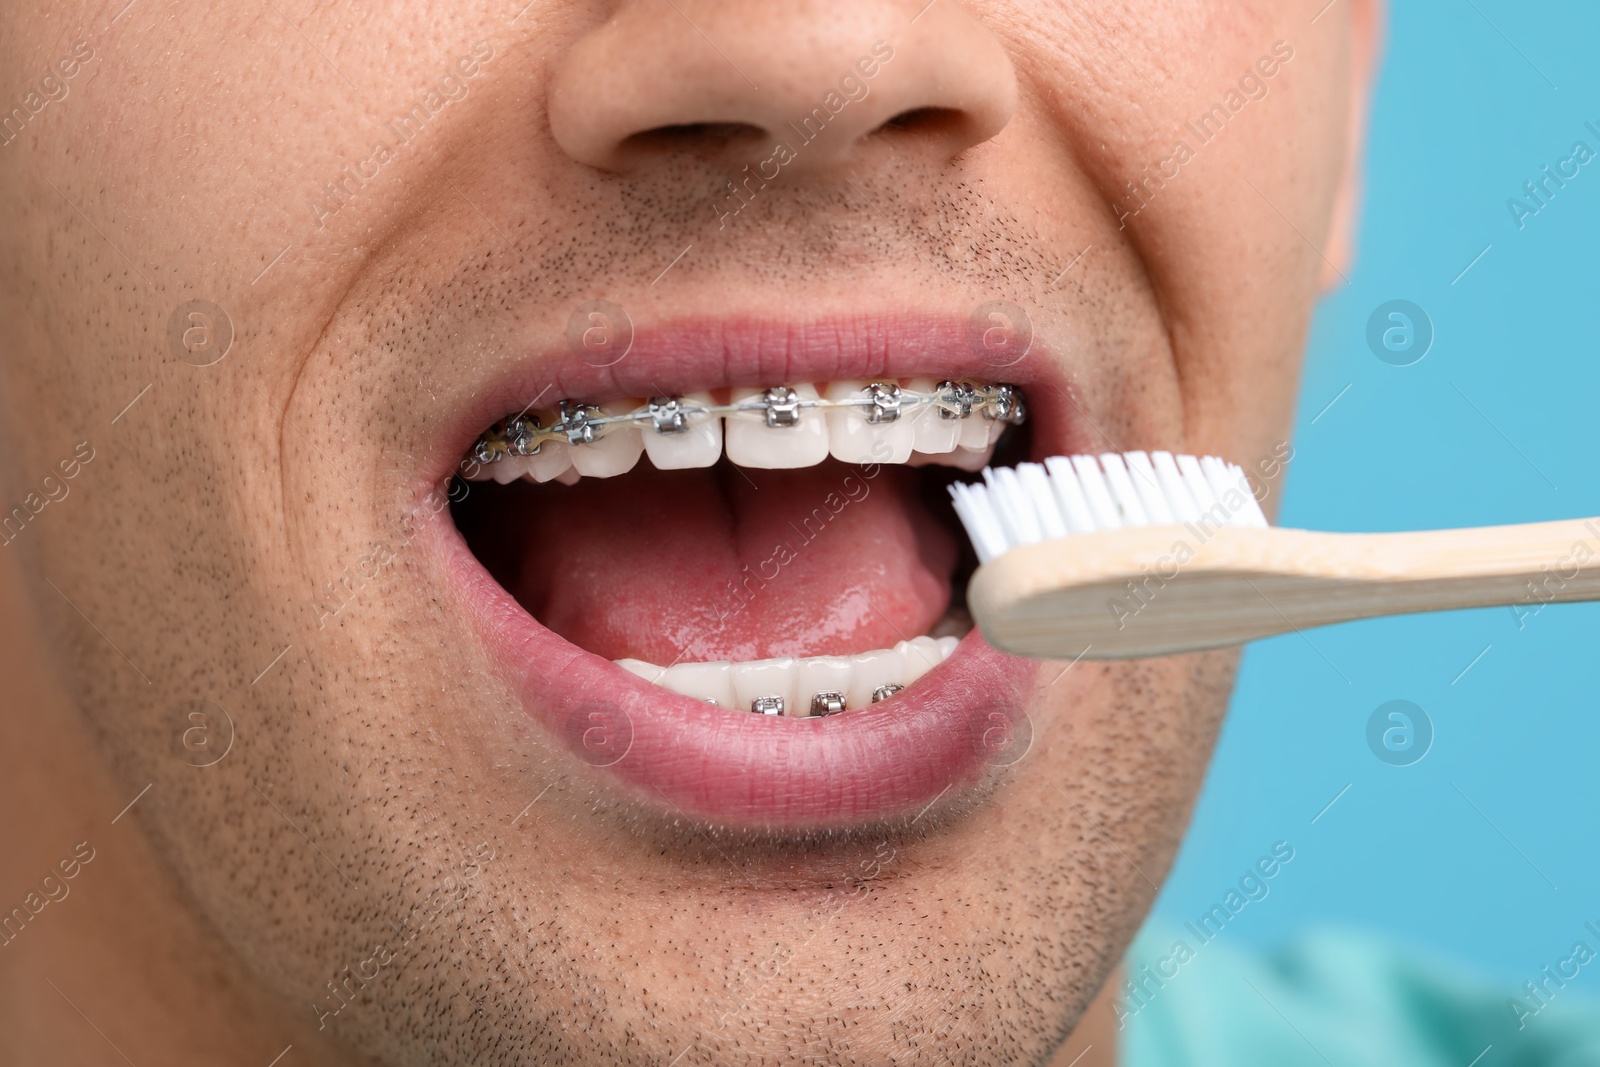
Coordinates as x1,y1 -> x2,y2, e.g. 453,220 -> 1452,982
949,452 -> 1600,660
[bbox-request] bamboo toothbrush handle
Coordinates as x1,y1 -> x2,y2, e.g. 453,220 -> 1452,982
967,518 -> 1600,660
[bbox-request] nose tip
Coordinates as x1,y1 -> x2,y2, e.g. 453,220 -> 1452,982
547,2 -> 1018,175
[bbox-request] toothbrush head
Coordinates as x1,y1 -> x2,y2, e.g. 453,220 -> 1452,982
948,451 -> 1269,565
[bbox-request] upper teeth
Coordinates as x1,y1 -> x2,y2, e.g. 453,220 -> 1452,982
462,379 -> 1026,483
616,634 -> 961,717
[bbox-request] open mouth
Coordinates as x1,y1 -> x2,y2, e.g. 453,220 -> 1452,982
454,379 -> 1025,716
431,318 -> 1078,828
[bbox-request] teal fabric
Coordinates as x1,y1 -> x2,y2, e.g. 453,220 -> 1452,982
1121,927 -> 1600,1066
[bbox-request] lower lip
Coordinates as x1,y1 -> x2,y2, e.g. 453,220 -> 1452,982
434,519 -> 1037,828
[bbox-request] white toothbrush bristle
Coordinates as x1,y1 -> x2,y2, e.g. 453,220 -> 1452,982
949,481 -> 1011,563
1043,456 -> 1096,533
1071,454 -> 1122,530
948,451 -> 1272,559
1098,452 -> 1150,527
1017,462 -> 1067,540
1123,451 -> 1174,524
1177,453 -> 1220,512
1199,455 -> 1269,527
1151,451 -> 1201,523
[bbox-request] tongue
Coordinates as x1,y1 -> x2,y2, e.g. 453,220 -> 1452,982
510,462 -> 956,664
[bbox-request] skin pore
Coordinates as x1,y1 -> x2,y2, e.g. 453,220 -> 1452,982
0,1 -> 1378,1064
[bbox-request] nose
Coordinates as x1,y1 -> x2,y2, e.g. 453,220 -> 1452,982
547,1 -> 1018,175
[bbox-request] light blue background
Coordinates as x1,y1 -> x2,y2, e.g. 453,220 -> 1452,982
1139,0 -> 1600,991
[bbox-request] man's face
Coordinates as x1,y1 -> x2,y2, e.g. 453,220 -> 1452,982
0,1 -> 1369,1062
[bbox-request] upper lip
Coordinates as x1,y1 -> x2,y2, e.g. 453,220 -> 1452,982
420,312 -> 1091,830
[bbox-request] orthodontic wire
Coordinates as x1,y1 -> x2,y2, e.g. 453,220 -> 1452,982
467,380 -> 1027,465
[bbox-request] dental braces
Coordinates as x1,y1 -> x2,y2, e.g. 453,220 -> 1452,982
748,683 -> 906,717
468,380 -> 1027,465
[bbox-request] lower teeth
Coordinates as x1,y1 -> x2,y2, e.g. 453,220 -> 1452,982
616,633 -> 962,717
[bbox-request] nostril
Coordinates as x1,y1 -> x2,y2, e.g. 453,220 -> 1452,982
619,121 -> 769,160
877,107 -> 967,136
